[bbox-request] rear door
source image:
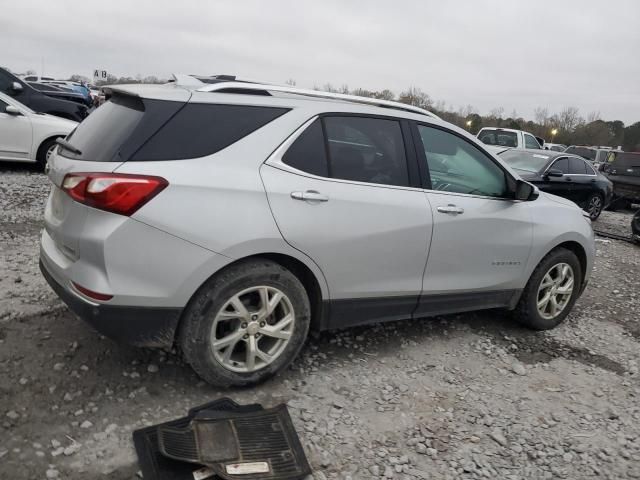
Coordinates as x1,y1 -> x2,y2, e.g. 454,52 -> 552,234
262,115 -> 432,327
567,156 -> 596,206
411,122 -> 532,314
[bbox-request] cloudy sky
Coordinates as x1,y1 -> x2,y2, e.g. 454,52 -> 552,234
2,0 -> 639,123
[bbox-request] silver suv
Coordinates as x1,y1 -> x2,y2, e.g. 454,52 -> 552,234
40,79 -> 595,387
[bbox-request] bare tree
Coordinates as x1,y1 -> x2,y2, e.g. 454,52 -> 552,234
398,87 -> 432,109
557,107 -> 581,132
285,78 -> 296,86
586,110 -> 601,123
374,89 -> 395,101
489,107 -> 505,120
534,107 -> 549,126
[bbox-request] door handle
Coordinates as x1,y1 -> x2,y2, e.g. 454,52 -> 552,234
436,204 -> 464,214
290,190 -> 329,202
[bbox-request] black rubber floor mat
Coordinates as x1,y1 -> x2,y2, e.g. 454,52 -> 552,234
133,398 -> 262,480
157,404 -> 311,480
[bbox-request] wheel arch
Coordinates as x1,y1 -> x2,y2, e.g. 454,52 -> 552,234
554,240 -> 587,281
36,134 -> 63,161
178,251 -> 329,340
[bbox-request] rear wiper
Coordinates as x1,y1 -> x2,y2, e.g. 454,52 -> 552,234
56,138 -> 82,155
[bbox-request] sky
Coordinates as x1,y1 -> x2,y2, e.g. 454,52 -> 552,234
2,0 -> 639,124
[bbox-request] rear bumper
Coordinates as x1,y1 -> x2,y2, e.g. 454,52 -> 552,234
40,258 -> 181,347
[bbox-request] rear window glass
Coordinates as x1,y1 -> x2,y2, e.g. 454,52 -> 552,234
60,95 -> 146,162
60,97 -> 288,162
132,104 -> 289,161
478,129 -> 518,148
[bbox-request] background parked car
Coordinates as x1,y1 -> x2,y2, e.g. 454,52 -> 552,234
27,82 -> 89,106
497,148 -> 613,219
0,92 -> 77,168
0,67 -> 88,122
544,143 -> 566,152
600,151 -> 640,209
22,74 -> 55,82
477,127 -> 543,150
43,80 -> 92,106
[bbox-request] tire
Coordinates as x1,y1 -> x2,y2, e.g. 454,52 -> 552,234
585,193 -> 604,220
514,248 -> 582,330
36,137 -> 59,171
179,259 -> 310,387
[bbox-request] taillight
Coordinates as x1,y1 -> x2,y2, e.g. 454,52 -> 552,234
61,173 -> 168,216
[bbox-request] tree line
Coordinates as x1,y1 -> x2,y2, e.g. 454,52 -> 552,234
66,73 -> 640,152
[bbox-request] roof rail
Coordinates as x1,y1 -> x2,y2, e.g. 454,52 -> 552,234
196,81 -> 440,119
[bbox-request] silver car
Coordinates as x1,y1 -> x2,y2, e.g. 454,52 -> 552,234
40,80 -> 595,387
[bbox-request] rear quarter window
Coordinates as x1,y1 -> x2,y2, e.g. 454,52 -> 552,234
132,104 -> 289,161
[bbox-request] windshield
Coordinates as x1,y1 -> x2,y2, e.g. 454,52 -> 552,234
498,150 -> 551,173
478,129 -> 518,148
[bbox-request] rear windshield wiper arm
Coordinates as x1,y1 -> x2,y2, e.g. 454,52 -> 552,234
56,138 -> 82,156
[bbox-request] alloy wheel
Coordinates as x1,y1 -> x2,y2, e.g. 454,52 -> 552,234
587,195 -> 603,220
45,143 -> 57,162
210,286 -> 295,373
536,263 -> 574,320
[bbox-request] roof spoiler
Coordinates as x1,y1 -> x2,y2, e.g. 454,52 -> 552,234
167,74 -> 205,87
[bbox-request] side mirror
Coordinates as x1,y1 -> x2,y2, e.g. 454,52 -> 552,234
545,168 -> 564,178
11,81 -> 23,92
5,105 -> 22,115
515,180 -> 539,201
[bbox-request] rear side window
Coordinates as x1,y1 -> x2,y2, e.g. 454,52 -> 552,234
132,104 -> 289,161
324,116 -> 409,186
569,157 -> 588,174
282,119 -> 328,177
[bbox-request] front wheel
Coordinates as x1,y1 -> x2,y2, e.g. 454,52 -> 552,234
36,137 -> 59,171
514,248 -> 582,330
585,193 -> 604,220
179,259 -> 310,387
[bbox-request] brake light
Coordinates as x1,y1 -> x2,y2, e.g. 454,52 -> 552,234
61,173 -> 168,216
71,282 -> 113,301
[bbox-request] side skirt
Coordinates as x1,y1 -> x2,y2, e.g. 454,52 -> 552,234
319,290 -> 521,330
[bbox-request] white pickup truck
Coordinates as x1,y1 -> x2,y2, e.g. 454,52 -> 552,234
477,127 -> 544,150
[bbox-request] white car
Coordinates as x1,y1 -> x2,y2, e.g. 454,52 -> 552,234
0,92 -> 77,168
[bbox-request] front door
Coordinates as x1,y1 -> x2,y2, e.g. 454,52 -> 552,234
262,115 -> 432,328
0,99 -> 32,161
412,123 -> 532,315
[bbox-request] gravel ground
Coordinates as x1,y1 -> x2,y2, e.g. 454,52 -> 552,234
1,165 -> 639,480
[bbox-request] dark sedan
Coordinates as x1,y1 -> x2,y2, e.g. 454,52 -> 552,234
497,149 -> 613,220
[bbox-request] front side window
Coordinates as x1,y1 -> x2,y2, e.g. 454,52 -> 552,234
323,116 -> 409,186
551,157 -> 570,174
524,134 -> 540,149
418,125 -> 508,198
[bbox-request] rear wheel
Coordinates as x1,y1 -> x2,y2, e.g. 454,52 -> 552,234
585,193 -> 604,220
179,259 -> 310,387
36,137 -> 59,171
514,248 -> 582,330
